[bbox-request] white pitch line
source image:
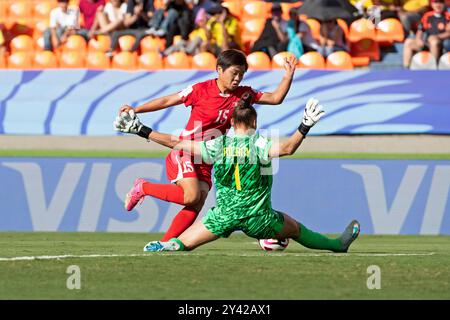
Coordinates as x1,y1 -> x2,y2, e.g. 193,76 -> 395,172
0,252 -> 436,261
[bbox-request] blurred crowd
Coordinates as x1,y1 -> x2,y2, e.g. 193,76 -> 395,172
0,0 -> 449,69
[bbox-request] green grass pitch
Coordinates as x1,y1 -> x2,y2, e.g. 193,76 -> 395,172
1,150 -> 449,300
0,232 -> 449,299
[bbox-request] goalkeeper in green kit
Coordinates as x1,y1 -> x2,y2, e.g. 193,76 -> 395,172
114,93 -> 360,253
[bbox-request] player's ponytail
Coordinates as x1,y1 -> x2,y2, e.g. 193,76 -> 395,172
233,92 -> 257,128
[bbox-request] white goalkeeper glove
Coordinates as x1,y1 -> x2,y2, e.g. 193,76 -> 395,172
298,98 -> 325,136
113,110 -> 153,139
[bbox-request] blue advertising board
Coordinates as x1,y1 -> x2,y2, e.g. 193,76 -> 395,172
1,158 -> 449,234
1,69 -> 450,136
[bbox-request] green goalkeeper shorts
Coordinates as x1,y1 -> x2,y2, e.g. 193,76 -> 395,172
202,207 -> 285,239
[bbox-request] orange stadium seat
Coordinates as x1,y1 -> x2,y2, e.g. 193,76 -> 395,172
271,51 -> 297,69
241,18 -> 266,51
112,51 -> 137,70
337,18 -> 349,39
246,51 -> 271,70
62,34 -> 87,53
10,34 -> 34,53
164,51 -> 191,69
438,52 -> 450,70
0,2 -> 7,20
376,18 -> 405,45
0,52 -> 6,69
298,51 -> 325,69
8,1 -> 32,20
33,1 -> 56,20
326,51 -> 354,70
59,51 -> 85,68
191,52 -> 216,70
350,38 -> 380,61
243,1 -> 271,20
86,51 -> 111,69
281,2 -> 302,21
88,35 -> 111,52
7,52 -> 33,69
138,52 -> 163,70
305,19 -> 321,41
349,18 -> 377,43
140,36 -> 164,53
118,35 -> 136,52
33,50 -> 58,68
351,56 -> 370,67
33,20 -> 49,40
222,1 -> 243,18
410,51 -> 437,70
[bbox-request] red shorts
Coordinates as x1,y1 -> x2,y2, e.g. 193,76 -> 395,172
165,150 -> 213,189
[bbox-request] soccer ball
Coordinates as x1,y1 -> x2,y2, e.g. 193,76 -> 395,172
258,238 -> 289,251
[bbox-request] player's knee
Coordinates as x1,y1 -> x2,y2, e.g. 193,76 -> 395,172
183,191 -> 201,206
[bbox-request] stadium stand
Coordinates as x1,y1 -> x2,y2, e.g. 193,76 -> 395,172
0,0 -> 447,71
191,51 -> 216,70
164,51 -> 191,69
298,51 -> 325,69
438,52 -> 450,69
59,50 -> 86,68
86,50 -> 111,69
112,51 -> 137,70
33,50 -> 58,68
410,51 -> 438,70
139,51 -> 163,70
326,51 -> 354,70
7,51 -> 33,69
246,51 -> 271,70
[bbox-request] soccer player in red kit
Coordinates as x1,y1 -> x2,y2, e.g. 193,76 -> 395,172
119,49 -> 297,241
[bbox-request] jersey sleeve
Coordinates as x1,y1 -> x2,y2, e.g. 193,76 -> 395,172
254,135 -> 272,163
178,84 -> 198,107
200,136 -> 224,164
241,86 -> 264,103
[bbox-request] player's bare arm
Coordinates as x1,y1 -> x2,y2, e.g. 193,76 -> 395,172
269,98 -> 325,158
258,56 -> 297,105
119,92 -> 183,115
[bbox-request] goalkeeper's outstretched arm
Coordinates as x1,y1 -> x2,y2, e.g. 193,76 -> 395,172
269,98 -> 325,158
147,131 -> 202,157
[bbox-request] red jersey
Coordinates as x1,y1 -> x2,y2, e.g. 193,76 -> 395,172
178,79 -> 264,142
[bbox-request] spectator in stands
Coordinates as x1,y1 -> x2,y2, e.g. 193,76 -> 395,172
90,0 -> 127,37
108,0 -> 155,54
250,3 -> 288,58
43,0 -> 84,51
79,0 -> 106,39
403,0 -> 450,68
162,7 -> 208,56
317,18 -> 349,57
390,0 -> 430,37
146,0 -> 193,49
205,5 -> 241,56
286,7 -> 320,58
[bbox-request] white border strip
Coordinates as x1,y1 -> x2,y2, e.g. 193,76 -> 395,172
0,252 -> 436,261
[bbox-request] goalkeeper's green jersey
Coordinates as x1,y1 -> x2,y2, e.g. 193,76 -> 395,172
200,132 -> 273,218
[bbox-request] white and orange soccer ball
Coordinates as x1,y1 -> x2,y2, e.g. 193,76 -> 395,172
258,238 -> 289,251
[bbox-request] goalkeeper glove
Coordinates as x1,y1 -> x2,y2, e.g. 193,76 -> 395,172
113,110 -> 153,139
298,98 -> 325,136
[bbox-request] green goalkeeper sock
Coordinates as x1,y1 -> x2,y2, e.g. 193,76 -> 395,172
169,238 -> 185,251
294,223 -> 342,252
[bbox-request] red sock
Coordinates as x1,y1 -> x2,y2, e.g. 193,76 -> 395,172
142,182 -> 185,205
161,207 -> 199,241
